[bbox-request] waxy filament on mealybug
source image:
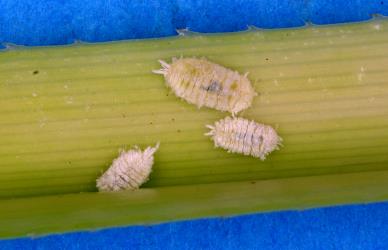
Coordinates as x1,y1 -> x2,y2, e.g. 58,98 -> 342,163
153,57 -> 257,115
205,117 -> 282,160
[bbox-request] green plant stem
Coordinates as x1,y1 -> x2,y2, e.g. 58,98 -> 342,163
1,18 -> 388,239
1,170 -> 388,238
1,20 -> 388,198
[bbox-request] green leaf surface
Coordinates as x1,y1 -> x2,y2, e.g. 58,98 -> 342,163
1,170 -> 388,239
1,19 -> 388,238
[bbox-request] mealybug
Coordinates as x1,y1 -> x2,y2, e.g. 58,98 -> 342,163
96,143 -> 160,192
205,117 -> 282,160
153,57 -> 257,115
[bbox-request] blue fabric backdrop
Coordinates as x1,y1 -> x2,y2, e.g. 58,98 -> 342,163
1,0 -> 388,46
1,0 -> 388,249
1,203 -> 388,250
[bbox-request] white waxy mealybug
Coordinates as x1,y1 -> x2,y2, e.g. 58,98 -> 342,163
205,117 -> 282,160
153,57 -> 257,115
96,143 -> 160,192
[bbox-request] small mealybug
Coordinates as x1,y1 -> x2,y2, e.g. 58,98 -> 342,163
153,57 -> 257,115
96,143 -> 159,192
205,117 -> 282,160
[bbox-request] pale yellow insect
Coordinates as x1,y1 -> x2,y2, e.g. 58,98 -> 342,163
205,117 -> 282,160
153,57 -> 257,115
96,143 -> 159,192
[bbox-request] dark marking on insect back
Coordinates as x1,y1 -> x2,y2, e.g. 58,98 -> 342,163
33,70 -> 39,75
230,81 -> 238,90
201,81 -> 222,92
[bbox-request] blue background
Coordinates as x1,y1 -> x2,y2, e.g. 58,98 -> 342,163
1,0 -> 388,47
1,203 -> 388,250
1,0 -> 388,249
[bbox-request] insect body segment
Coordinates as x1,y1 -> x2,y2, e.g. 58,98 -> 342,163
153,58 -> 257,115
96,143 -> 159,192
206,117 -> 282,160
